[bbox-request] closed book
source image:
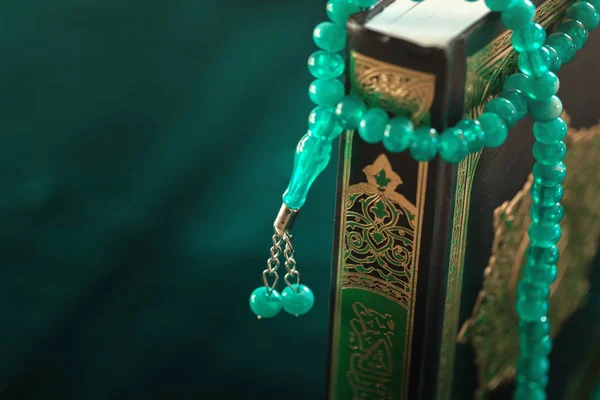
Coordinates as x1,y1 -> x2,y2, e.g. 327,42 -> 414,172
326,1 -> 600,399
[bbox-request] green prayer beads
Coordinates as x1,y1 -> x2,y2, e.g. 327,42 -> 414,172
546,33 -> 576,63
557,19 -> 589,50
308,50 -> 345,79
281,284 -> 315,316
438,127 -> 468,163
478,113 -> 508,148
512,22 -> 546,52
457,119 -> 486,153
313,21 -> 346,52
308,105 -> 343,140
501,0 -> 535,30
567,1 -> 600,31
249,287 -> 282,319
410,127 -> 439,161
309,79 -> 345,106
383,116 -> 414,153
358,108 -> 389,144
336,96 -> 367,129
326,0 -> 360,25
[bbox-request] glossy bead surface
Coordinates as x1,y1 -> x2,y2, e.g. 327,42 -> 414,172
313,22 -> 346,52
283,133 -> 333,209
410,127 -> 439,161
544,45 -> 562,73
546,33 -> 576,64
281,284 -> 315,316
438,128 -> 468,163
518,47 -> 551,77
326,0 -> 361,25
309,79 -> 345,106
532,161 -> 566,186
567,2 -> 600,31
501,0 -> 536,30
533,141 -> 566,164
530,203 -> 564,226
529,96 -> 563,122
358,108 -> 389,144
530,182 -> 564,206
518,280 -> 550,301
521,335 -> 553,357
512,23 -> 546,52
528,222 -> 562,248
524,264 -> 558,287
556,19 -> 588,50
335,96 -> 367,129
500,89 -> 528,120
478,113 -> 508,148
517,297 -> 549,321
519,318 -> 551,338
533,118 -> 568,144
526,245 -> 560,267
308,50 -> 345,79
308,106 -> 343,141
518,356 -> 550,381
527,72 -> 559,100
484,97 -> 518,127
457,119 -> 485,153
249,287 -> 282,318
504,73 -> 530,91
383,116 -> 414,153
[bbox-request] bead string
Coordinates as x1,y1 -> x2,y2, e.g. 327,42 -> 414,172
251,0 -> 600,397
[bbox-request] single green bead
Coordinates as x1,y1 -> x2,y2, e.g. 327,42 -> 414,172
529,96 -> 563,122
355,0 -> 377,7
528,222 -> 562,248
514,382 -> 546,400
308,105 -> 343,140
518,356 -> 550,381
438,128 -> 468,163
519,318 -> 551,339
589,0 -> 600,10
326,0 -> 361,25
533,141 -> 566,165
518,47 -> 551,77
530,182 -> 564,207
546,33 -> 576,64
249,287 -> 282,318
557,19 -> 589,50
521,335 -> 553,357
457,119 -> 486,153
567,2 -> 600,31
478,112 -> 508,148
526,245 -> 560,266
544,45 -> 562,73
358,108 -> 389,144
309,78 -> 345,106
483,97 -> 518,128
500,89 -> 528,120
501,0 -> 536,30
518,280 -> 550,301
335,95 -> 366,129
524,264 -> 558,287
530,203 -> 564,226
409,127 -> 439,161
504,73 -> 530,91
527,71 -> 560,101
533,118 -> 568,144
532,161 -> 566,187
308,50 -> 345,79
485,0 -> 517,11
383,116 -> 414,153
281,284 -> 315,316
313,21 -> 347,52
512,23 -> 546,52
517,297 -> 549,321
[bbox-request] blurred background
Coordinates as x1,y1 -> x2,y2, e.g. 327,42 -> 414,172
0,1 -> 336,399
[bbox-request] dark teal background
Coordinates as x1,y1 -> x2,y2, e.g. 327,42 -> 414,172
0,1 -> 336,399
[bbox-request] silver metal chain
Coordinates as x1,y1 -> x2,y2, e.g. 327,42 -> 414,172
263,233 -> 283,293
283,233 -> 301,293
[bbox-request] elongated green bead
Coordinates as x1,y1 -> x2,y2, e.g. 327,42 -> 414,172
358,108 -> 389,144
512,23 -> 546,52
484,97 -> 518,127
532,161 -> 566,186
410,127 -> 439,161
282,133 -> 333,209
308,50 -> 345,79
518,47 -> 551,77
308,105 -> 343,140
383,116 -> 414,153
313,22 -> 346,52
326,0 -> 361,25
546,33 -> 576,63
438,127 -> 468,163
527,72 -> 559,101
567,2 -> 600,31
309,79 -> 345,106
500,89 -> 529,120
479,113 -> 508,148
533,118 -> 568,144
501,0 -> 536,30
531,203 -> 564,226
457,119 -> 485,153
544,45 -> 562,73
557,19 -> 589,50
335,95 -> 367,129
529,96 -> 563,122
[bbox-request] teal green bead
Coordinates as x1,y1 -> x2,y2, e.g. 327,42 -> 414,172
516,297 -> 549,321
521,335 -> 553,357
544,45 -> 562,73
308,105 -> 343,140
283,133 -> 333,209
567,2 -> 600,31
485,0 -> 516,11
410,127 -> 439,162
326,0 -> 361,25
512,23 -> 546,52
355,0 -> 378,7
530,182 -> 564,206
313,21 -> 347,52
518,356 -> 550,381
530,203 -> 564,226
478,112 -> 508,148
358,108 -> 389,144
519,318 -> 551,339
483,97 -> 518,128
533,141 -> 566,165
529,96 -> 563,122
501,0 -> 536,30
457,119 -> 486,153
503,73 -> 530,91
589,0 -> 600,10
249,287 -> 282,318
528,222 -> 562,248
281,284 -> 315,316
309,79 -> 345,106
532,161 -> 566,187
500,89 -> 528,120
527,71 -> 559,100
533,118 -> 568,144
514,382 -> 546,400
308,50 -> 345,79
335,95 -> 367,129
518,47 -> 551,77
383,116 -> 414,153
524,264 -> 558,287
518,280 -> 550,301
557,19 -> 588,50
438,128 -> 468,163
546,33 -> 576,63
526,245 -> 560,267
